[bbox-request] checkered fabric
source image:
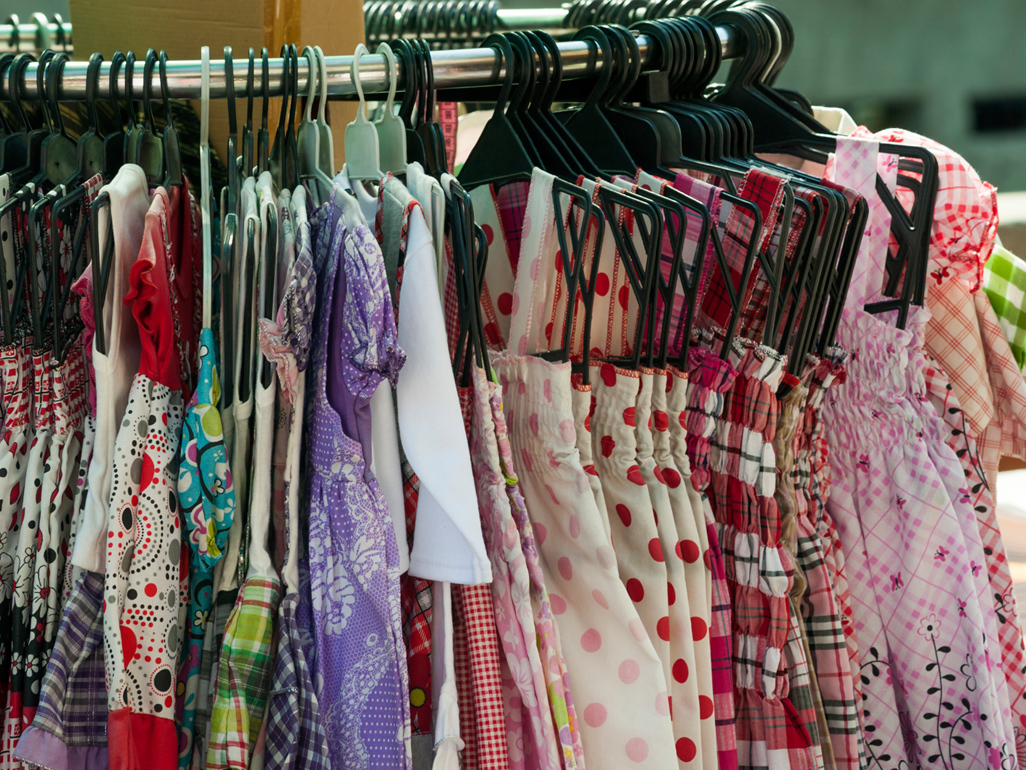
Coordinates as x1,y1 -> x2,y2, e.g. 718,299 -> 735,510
192,585 -> 239,769
453,382 -> 509,770
673,173 -> 725,323
707,340 -> 817,769
924,276 -> 993,438
983,244 -> 1026,371
743,186 -> 814,347
207,577 -> 283,770
698,170 -> 787,337
773,379 -> 825,770
793,353 -> 865,770
854,127 -> 999,292
264,593 -> 331,770
683,346 -> 740,770
975,289 -> 1026,490
453,582 -> 509,770
922,353 -> 1026,767
400,463 -> 434,736
13,570 -> 106,766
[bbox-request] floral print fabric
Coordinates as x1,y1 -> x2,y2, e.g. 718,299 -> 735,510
303,182 -> 410,770
176,328 -> 235,769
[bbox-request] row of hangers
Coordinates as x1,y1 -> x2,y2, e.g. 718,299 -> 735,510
437,0 -> 938,388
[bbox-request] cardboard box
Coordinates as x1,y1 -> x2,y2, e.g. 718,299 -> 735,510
68,0 -> 363,173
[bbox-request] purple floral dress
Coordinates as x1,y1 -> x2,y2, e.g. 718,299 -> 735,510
303,182 -> 410,769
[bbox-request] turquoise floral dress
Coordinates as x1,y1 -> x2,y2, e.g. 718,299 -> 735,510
175,327 -> 236,768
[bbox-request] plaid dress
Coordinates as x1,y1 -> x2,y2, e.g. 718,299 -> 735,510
683,346 -> 739,770
708,340 -> 815,770
12,571 -> 106,769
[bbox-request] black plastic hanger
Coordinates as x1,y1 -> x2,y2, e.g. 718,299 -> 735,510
594,183 -> 662,370
241,48 -> 254,179
270,44 -> 290,189
557,26 -> 635,175
158,52 -> 183,189
103,50 -> 127,179
76,52 -> 105,180
457,34 -> 535,189
389,39 -> 427,167
134,49 -> 163,185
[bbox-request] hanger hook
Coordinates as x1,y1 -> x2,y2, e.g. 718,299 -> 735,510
480,33 -> 515,120
376,42 -> 398,116
158,50 -> 175,131
278,44 -> 290,130
302,44 -> 317,124
7,53 -> 34,132
350,43 -> 370,121
141,48 -> 158,134
287,44 -> 299,136
124,49 -> 137,125
86,52 -> 104,138
36,49 -> 56,134
46,51 -> 70,139
261,47 -> 270,130
245,47 -> 254,131
224,46 -> 236,138
106,50 -> 126,133
315,45 -> 329,123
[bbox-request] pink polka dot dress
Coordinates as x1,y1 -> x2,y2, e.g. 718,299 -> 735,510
481,167 -> 677,768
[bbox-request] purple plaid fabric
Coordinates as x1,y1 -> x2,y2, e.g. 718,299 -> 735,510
13,571 -> 107,769
264,593 -> 330,770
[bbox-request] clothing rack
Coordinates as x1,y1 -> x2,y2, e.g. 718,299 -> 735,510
0,14 -> 71,52
0,18 -> 735,101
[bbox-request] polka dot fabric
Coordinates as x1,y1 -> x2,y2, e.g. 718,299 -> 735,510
636,369 -> 703,768
494,377 -> 585,770
590,363 -> 673,695
4,350 -> 55,765
656,368 -> 718,770
103,184 -> 199,770
494,355 -> 676,769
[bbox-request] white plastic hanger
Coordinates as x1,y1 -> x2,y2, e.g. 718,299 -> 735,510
344,44 -> 383,181
199,46 -> 212,330
314,46 -> 335,176
298,45 -> 333,205
374,43 -> 406,175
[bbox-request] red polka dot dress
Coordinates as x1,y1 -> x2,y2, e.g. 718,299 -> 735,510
103,184 -> 199,770
635,369 -> 703,767
656,368 -> 718,770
